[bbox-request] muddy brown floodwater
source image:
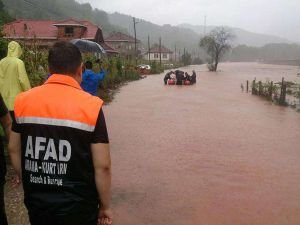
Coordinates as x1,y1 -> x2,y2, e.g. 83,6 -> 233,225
106,63 -> 300,225
5,63 -> 300,225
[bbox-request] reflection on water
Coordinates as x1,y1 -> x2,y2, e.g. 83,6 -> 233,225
106,63 -> 300,225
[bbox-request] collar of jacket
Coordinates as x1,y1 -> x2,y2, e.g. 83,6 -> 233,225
45,74 -> 82,90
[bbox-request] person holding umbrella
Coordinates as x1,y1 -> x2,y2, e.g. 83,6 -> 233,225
81,60 -> 106,96
70,39 -> 106,54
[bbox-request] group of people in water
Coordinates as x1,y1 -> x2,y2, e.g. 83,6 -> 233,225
164,70 -> 197,85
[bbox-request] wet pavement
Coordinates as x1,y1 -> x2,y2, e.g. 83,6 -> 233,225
5,63 -> 300,225
105,63 -> 300,225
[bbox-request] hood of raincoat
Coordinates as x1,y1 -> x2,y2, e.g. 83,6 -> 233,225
0,41 -> 30,110
7,41 -> 23,58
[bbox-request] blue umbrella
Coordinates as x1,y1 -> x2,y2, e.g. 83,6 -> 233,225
70,39 -> 106,54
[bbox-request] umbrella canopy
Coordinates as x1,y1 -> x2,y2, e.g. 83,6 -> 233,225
70,39 -> 106,54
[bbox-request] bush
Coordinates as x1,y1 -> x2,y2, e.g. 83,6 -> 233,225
295,89 -> 300,102
97,56 -> 140,89
2,39 -> 141,101
181,51 -> 192,66
0,37 -> 8,59
124,65 -> 140,80
29,71 -> 47,87
105,57 -> 120,88
21,41 -> 48,87
150,61 -> 164,74
192,57 -> 203,65
207,63 -> 216,71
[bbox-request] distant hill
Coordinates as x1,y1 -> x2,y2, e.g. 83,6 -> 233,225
228,43 -> 300,63
108,12 -> 294,55
2,0 -> 293,50
107,12 -> 203,55
2,0 -> 299,62
178,24 -> 291,47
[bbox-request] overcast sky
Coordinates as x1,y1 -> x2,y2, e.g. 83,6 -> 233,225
76,0 -> 300,42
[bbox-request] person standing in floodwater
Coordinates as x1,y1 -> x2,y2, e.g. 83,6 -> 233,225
191,70 -> 197,84
164,71 -> 174,85
175,70 -> 184,85
9,41 -> 112,225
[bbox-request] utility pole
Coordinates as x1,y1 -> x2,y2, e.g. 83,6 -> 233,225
159,37 -> 162,67
175,45 -> 177,63
204,15 -> 207,35
148,35 -> 150,64
133,17 -> 138,66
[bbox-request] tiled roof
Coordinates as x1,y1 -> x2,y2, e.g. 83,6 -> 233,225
3,19 -> 57,39
105,32 -> 140,43
3,19 -> 100,40
148,46 -> 173,54
52,18 -> 87,26
101,42 -> 119,54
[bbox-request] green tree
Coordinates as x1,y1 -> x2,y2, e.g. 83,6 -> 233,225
181,51 -> 192,66
192,57 -> 203,65
200,27 -> 234,71
0,30 -> 8,59
1,0 -> 117,34
0,0 -> 13,25
0,0 -> 13,58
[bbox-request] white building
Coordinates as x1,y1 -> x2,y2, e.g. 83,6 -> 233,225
144,45 -> 174,62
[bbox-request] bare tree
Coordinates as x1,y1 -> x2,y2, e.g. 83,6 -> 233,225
200,27 -> 235,71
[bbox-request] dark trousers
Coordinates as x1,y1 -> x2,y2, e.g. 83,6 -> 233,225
9,111 -> 15,123
29,211 -> 98,225
0,183 -> 8,225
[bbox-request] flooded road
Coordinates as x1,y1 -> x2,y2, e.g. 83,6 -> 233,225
105,63 -> 300,225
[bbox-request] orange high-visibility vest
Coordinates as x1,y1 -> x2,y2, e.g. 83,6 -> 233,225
13,74 -> 104,219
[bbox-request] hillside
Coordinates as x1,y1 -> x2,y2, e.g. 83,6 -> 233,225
2,0 -> 299,62
3,0 -> 293,50
1,0 -> 122,34
107,12 -> 203,55
107,12 -> 294,56
229,43 -> 300,62
179,24 -> 291,47
0,0 -> 12,25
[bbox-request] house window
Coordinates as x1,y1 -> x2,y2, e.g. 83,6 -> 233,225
154,53 -> 159,59
163,54 -> 168,59
64,27 -> 74,37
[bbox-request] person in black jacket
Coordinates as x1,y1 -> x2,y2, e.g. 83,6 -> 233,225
9,42 -> 112,225
191,70 -> 197,84
184,72 -> 191,82
164,71 -> 174,85
0,95 -> 11,225
175,70 -> 184,85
